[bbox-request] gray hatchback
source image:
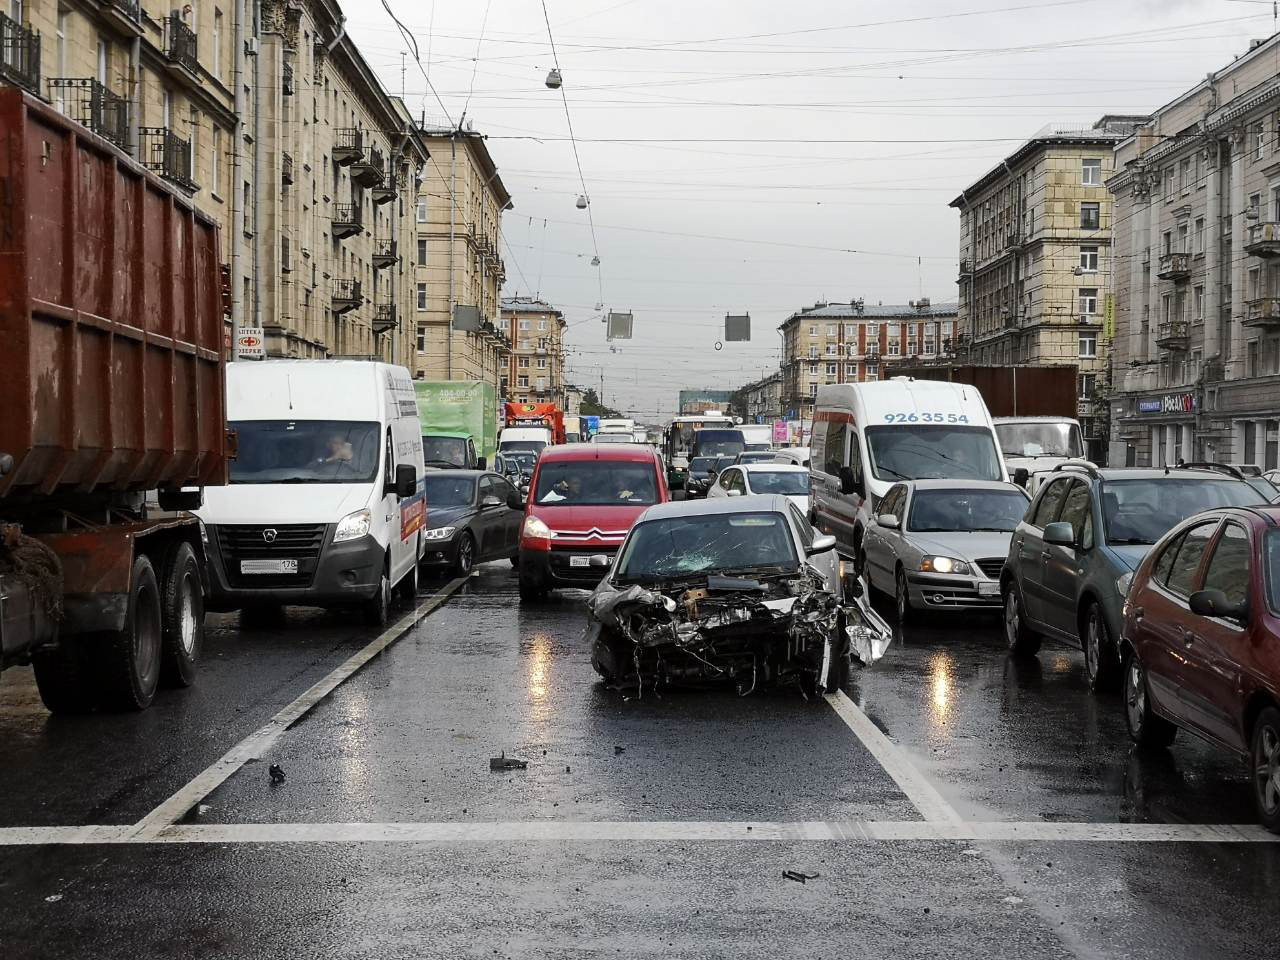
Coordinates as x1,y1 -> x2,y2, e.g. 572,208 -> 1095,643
1000,462 -> 1265,690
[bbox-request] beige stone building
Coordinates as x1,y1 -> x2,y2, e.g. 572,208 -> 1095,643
414,124 -> 512,390
1109,35 -> 1280,468
733,372 -> 783,424
501,296 -> 565,405
950,117 -> 1145,445
777,300 -> 958,419
3,0 -> 426,363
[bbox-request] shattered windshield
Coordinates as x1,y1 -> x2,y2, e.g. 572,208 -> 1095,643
615,511 -> 798,583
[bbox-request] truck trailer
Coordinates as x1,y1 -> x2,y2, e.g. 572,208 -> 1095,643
0,88 -> 230,712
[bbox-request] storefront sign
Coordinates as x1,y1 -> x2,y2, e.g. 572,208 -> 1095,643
1138,393 -> 1196,415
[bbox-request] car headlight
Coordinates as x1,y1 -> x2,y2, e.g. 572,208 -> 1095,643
919,555 -> 969,575
1116,571 -> 1133,598
522,515 -> 554,541
334,508 -> 371,543
423,526 -> 456,541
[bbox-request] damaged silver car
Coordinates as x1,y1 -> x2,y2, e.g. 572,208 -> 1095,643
586,495 -> 892,697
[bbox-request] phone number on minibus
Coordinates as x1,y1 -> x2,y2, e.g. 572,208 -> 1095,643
882,413 -> 970,424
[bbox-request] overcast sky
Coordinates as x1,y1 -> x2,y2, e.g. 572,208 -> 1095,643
346,0 -> 1273,420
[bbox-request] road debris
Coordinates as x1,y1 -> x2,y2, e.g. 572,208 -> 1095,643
782,870 -> 819,884
490,752 -> 529,771
268,764 -> 286,785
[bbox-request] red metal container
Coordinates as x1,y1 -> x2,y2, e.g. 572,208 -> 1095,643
0,87 -> 227,500
887,364 -> 1077,418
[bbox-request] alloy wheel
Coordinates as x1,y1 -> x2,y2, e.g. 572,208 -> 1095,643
1004,591 -> 1020,648
1255,722 -> 1280,817
1125,659 -> 1145,733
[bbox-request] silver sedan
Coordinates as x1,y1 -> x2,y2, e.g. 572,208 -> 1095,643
862,480 -> 1030,622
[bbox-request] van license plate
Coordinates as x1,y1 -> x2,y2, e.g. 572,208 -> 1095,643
977,581 -> 1000,597
570,556 -> 590,568
241,559 -> 299,575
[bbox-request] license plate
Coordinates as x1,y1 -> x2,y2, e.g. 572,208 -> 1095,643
240,558 -> 299,575
570,556 -> 590,568
977,581 -> 1000,597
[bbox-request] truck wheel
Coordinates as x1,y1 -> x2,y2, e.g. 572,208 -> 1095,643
363,558 -> 391,627
98,554 -> 164,711
32,639 -> 98,714
159,541 -> 203,688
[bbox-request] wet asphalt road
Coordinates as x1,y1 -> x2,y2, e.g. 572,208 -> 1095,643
2,562 -> 1279,959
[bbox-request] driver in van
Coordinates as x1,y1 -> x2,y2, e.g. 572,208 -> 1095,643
320,434 -> 354,464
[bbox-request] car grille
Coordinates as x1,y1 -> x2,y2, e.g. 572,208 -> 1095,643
975,558 -> 1005,579
215,523 -> 326,588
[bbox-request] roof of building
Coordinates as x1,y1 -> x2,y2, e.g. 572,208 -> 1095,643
418,125 -> 512,209
778,301 -> 958,328
500,297 -> 564,318
950,115 -> 1148,207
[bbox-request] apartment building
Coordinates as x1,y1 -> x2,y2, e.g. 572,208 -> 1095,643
1108,35 -> 1280,468
777,300 -> 958,419
501,296 -> 565,405
733,372 -> 782,424
950,117 -> 1145,444
415,123 -> 512,390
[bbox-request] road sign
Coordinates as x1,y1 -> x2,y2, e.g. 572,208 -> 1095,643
236,327 -> 265,360
725,314 -> 750,341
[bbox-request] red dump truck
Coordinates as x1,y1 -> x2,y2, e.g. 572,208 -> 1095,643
0,88 -> 230,712
502,401 -> 566,446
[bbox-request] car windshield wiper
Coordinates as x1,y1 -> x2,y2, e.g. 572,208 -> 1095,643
1107,538 -> 1152,545
876,465 -> 911,481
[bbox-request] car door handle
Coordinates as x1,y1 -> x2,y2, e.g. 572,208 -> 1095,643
1041,550 -> 1051,560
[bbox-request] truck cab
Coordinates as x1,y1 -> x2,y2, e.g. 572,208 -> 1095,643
423,431 -> 481,470
994,416 -> 1084,486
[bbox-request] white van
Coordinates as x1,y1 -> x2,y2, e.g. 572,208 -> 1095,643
499,426 -> 552,456
198,361 -> 425,625
738,424 -> 774,451
810,378 -> 1006,564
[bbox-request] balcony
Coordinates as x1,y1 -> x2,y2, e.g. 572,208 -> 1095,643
372,169 -> 398,205
138,127 -> 197,192
99,0 -> 145,35
282,61 -> 294,96
864,345 -> 881,359
1155,320 -> 1189,351
165,15 -> 199,78
1246,221 -> 1280,258
331,202 -> 361,240
372,239 -> 397,270
332,279 -> 362,315
372,304 -> 397,335
958,258 -> 972,277
1005,231 -> 1023,250
282,152 -> 294,186
48,79 -> 129,150
351,146 -> 384,188
0,12 -> 40,95
333,128 -> 363,166
1157,252 -> 1191,281
1245,297 -> 1280,329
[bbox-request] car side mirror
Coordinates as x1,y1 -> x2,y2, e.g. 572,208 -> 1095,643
1043,521 -> 1075,547
476,456 -> 487,470
876,514 -> 899,529
727,489 -> 742,497
392,463 -> 417,499
1013,467 -> 1030,488
1189,588 -> 1248,621
807,534 -> 837,556
507,491 -> 525,510
481,495 -> 503,509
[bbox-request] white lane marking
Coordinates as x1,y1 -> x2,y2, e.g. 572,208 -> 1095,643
3,820 -> 1277,846
127,577 -> 469,841
825,690 -> 966,826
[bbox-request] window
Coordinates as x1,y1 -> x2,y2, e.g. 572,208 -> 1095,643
1251,192 -> 1262,219
1079,333 -> 1098,358
1162,230 -> 1172,256
416,198 -> 427,223
1249,266 -> 1262,301
808,346 -> 818,359
536,378 -> 546,391
827,324 -> 836,336
888,336 -> 901,356
213,9 -> 223,80
518,375 -> 529,388
416,325 -> 426,353
1163,167 -> 1174,199
1255,121 -> 1267,161
825,362 -> 837,376
1080,245 -> 1099,272
1030,478 -> 1070,527
1058,480 -> 1093,546
1273,185 -> 1280,223
1080,202 -> 1100,230
538,319 -> 547,331
97,36 -> 110,85
822,420 -> 847,476
1178,222 -> 1189,254
188,107 -> 199,180
1079,288 -> 1098,316
1180,157 -> 1191,193
537,358 -> 547,369
54,11 -> 67,108
808,324 -> 818,337
825,343 -> 837,356
845,363 -> 856,376
1166,522 -> 1218,597
1079,373 -> 1096,398
1081,158 -> 1102,186
1249,339 -> 1261,378
1202,523 -> 1250,614
1195,217 -> 1205,254
415,282 -> 427,311
1194,285 -> 1204,321
211,126 -> 221,196
517,357 -> 529,368
808,382 -> 818,398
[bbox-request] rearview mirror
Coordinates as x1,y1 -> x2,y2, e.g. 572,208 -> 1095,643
392,463 -> 417,499
876,514 -> 899,529
807,534 -> 837,556
477,456 -> 487,470
1013,467 -> 1030,488
1189,588 -> 1248,621
507,491 -> 525,510
1043,521 -> 1075,547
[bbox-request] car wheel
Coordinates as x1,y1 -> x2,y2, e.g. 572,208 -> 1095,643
1123,651 -> 1176,748
1083,602 -> 1119,693
158,541 -> 203,689
1251,707 -> 1280,833
363,561 -> 391,627
895,567 -> 915,625
454,532 -> 475,576
1002,582 -> 1042,656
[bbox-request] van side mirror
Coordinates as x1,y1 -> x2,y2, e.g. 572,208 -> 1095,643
1014,467 -> 1030,488
1043,521 -> 1075,547
838,465 -> 861,497
1189,588 -> 1248,621
393,463 -> 418,499
476,456 -> 487,471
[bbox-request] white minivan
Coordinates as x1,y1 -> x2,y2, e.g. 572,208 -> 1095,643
810,378 -> 1006,565
198,361 -> 425,625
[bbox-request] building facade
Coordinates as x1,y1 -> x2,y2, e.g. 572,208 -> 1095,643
732,373 -> 782,424
951,117 -> 1145,446
1108,36 -> 1280,468
501,296 -> 565,406
778,300 -> 958,419
414,124 -> 511,389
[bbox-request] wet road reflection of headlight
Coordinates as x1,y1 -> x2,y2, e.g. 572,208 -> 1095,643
527,633 -> 551,704
928,653 -> 953,729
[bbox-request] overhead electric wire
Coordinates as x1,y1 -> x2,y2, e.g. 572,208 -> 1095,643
461,0 -> 495,122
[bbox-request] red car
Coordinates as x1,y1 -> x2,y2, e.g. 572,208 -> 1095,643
515,443 -> 668,601
1121,505 -> 1280,831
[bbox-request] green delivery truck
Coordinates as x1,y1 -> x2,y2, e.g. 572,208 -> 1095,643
413,381 -> 498,469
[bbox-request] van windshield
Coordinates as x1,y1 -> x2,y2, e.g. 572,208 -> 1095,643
692,430 -> 745,457
501,440 -> 547,455
864,425 -> 1002,482
995,421 -> 1083,459
534,461 -> 658,506
229,420 -> 381,484
423,436 -> 469,467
